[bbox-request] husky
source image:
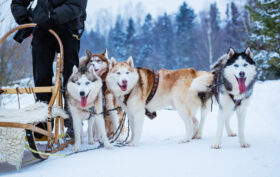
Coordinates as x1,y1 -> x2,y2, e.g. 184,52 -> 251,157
80,49 -> 110,78
80,49 -> 124,139
195,47 -> 257,149
106,56 -> 214,146
66,65 -> 113,152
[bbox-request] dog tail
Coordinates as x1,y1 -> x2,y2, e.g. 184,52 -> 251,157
190,71 -> 214,92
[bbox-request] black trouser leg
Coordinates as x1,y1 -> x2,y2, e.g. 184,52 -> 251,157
32,30 -> 56,138
60,34 -> 80,137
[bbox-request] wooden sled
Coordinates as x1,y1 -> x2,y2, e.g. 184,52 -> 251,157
0,24 -> 73,160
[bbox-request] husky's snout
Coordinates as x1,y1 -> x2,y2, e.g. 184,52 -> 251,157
239,71 -> 245,78
118,80 -> 128,91
235,72 -> 247,94
80,91 -> 85,97
79,90 -> 90,108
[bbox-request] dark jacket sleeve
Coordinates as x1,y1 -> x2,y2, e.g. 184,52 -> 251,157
11,0 -> 32,24
51,0 -> 87,25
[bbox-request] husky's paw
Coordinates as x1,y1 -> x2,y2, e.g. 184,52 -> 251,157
211,144 -> 221,149
93,137 -> 100,142
193,132 -> 201,139
228,133 -> 237,137
179,139 -> 190,144
80,139 -> 84,144
127,142 -> 136,147
104,144 -> 114,150
241,143 -> 250,148
72,146 -> 80,152
116,137 -> 125,143
88,138 -> 94,145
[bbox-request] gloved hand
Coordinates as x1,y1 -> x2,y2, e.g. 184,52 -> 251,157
13,28 -> 33,43
37,17 -> 56,31
13,17 -> 33,43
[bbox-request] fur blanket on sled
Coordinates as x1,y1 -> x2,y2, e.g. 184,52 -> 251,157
0,102 -> 69,170
0,102 -> 69,123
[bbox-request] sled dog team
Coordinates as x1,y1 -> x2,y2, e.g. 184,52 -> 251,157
66,47 -> 257,152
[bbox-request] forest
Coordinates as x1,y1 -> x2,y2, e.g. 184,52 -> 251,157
0,0 -> 279,87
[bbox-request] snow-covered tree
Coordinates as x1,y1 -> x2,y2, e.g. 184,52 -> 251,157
138,14 -> 154,68
247,0 -> 280,80
175,2 -> 196,68
108,16 -> 126,60
224,2 -> 245,50
153,13 -> 174,69
125,18 -> 136,59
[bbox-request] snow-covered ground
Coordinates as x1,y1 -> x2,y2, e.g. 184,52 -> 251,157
1,80 -> 280,177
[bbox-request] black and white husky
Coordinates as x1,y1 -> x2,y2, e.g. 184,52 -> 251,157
195,47 -> 257,149
66,65 -> 113,152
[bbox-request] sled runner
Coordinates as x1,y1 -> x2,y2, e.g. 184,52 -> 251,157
0,24 -> 72,163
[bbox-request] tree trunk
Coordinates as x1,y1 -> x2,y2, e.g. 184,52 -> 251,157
207,18 -> 213,69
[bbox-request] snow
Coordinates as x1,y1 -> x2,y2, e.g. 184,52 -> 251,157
1,80 -> 280,177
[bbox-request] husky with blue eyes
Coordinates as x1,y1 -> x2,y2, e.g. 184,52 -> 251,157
66,65 -> 113,152
195,47 -> 257,149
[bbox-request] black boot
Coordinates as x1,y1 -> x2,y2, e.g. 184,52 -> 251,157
64,95 -> 74,138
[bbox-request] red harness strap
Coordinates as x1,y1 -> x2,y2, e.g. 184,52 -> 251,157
145,72 -> 159,119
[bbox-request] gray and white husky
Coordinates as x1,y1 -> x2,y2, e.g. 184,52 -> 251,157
195,47 -> 257,149
66,65 -> 113,152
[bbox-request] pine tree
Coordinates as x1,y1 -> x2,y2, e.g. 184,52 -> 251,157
224,2 -> 245,50
209,3 -> 222,66
210,3 -> 220,35
247,0 -> 280,79
153,13 -> 174,70
125,18 -> 136,60
126,18 -> 135,42
80,30 -> 106,55
194,3 -> 223,70
175,2 -> 196,68
108,16 -> 126,60
138,14 -> 154,68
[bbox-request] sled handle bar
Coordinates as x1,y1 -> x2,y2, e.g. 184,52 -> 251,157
0,23 -> 64,72
0,23 -> 64,108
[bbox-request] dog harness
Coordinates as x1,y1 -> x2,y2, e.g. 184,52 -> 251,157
145,73 -> 159,119
228,94 -> 242,110
123,72 -> 159,120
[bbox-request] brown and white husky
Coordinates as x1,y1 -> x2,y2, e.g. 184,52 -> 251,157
106,56 -> 214,146
80,49 -> 124,139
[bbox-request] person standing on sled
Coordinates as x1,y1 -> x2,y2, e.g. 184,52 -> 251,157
11,0 -> 87,138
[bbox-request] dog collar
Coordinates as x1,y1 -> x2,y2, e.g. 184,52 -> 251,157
146,73 -> 159,105
123,91 -> 131,106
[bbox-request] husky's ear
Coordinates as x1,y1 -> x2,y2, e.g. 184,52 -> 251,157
88,65 -> 98,76
245,47 -> 253,58
126,56 -> 134,68
110,57 -> 117,69
227,47 -> 235,59
72,65 -> 78,74
102,48 -> 109,59
86,49 -> 92,58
